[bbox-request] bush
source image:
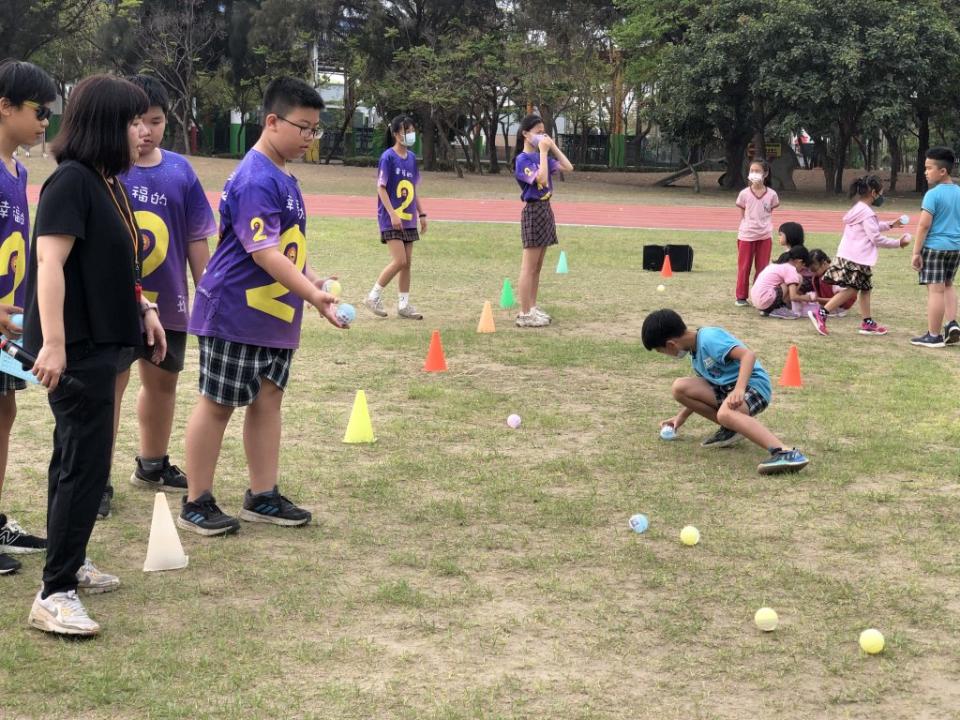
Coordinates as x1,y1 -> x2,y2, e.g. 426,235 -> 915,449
343,156 -> 380,167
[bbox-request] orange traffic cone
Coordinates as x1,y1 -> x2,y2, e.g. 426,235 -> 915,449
779,344 -> 803,387
423,330 -> 448,372
477,301 -> 496,333
660,254 -> 673,278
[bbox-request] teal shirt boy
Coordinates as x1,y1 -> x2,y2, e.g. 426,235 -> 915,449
920,183 -> 960,251
691,327 -> 772,402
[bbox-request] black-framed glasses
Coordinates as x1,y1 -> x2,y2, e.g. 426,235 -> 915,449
22,100 -> 52,122
277,116 -> 323,140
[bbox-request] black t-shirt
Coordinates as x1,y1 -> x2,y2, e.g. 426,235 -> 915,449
23,161 -> 142,353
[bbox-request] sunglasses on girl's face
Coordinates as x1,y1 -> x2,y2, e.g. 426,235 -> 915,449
22,101 -> 53,122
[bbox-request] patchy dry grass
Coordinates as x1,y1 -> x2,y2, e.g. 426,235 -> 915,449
2,208 -> 959,719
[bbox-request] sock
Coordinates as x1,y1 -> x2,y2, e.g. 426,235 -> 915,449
818,306 -> 828,318
398,292 -> 410,309
139,456 -> 165,473
863,317 -> 873,324
250,486 -> 279,498
368,283 -> 384,300
768,446 -> 783,455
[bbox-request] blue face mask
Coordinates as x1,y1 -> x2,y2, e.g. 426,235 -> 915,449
403,131 -> 416,147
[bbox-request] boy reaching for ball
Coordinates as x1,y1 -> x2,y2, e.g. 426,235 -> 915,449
641,309 -> 809,475
178,77 -> 343,536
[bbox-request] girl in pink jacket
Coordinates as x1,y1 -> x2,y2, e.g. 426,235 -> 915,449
808,175 -> 910,336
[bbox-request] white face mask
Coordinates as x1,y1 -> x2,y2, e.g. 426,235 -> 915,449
529,133 -> 544,148
748,172 -> 764,184
402,131 -> 416,147
674,349 -> 689,360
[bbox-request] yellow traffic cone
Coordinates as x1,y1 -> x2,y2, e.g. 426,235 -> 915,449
343,389 -> 376,443
477,300 -> 496,333
143,493 -> 189,572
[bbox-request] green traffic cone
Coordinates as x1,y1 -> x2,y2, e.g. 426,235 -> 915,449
556,250 -> 568,274
500,278 -> 516,309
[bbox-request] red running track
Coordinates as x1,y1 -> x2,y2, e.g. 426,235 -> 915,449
28,186 -> 917,233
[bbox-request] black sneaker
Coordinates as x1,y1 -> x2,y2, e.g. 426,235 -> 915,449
910,332 -> 946,348
129,456 -> 188,492
0,552 -> 20,575
96,484 -> 113,520
239,487 -> 312,527
176,492 -> 240,537
700,427 -> 743,448
0,514 -> 46,554
944,321 -> 960,346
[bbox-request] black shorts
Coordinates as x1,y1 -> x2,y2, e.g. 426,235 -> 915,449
380,228 -> 420,244
712,383 -> 769,416
197,336 -> 293,407
0,371 -> 26,395
117,330 -> 188,374
521,200 -> 559,249
759,285 -> 786,313
823,257 -> 873,292
919,248 -> 960,285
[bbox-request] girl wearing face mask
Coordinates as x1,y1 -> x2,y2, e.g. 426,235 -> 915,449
512,113 -> 574,328
808,175 -> 910,337
734,159 -> 778,307
365,114 -> 428,320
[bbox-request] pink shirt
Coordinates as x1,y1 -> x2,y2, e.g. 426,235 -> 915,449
749,261 -> 802,310
736,187 -> 780,241
835,201 -> 899,267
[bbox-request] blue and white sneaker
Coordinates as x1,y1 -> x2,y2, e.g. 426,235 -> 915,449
943,321 -> 960,346
758,448 -> 809,475
177,492 -> 240,537
239,487 -> 311,527
910,332 -> 945,348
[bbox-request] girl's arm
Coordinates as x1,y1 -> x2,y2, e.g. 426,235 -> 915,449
415,194 -> 427,234
784,283 -> 813,303
865,215 -> 904,249
31,233 -> 73,390
549,140 -> 574,172
535,144 -> 550,187
377,185 -> 401,229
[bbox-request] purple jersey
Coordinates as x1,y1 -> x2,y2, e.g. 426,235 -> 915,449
0,161 -> 29,308
515,153 -> 560,202
189,149 -> 308,350
377,148 -> 420,231
120,151 -> 216,331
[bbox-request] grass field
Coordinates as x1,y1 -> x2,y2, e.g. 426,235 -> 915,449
3,176 -> 960,718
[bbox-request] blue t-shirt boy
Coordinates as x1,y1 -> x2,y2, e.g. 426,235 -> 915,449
691,327 -> 772,402
920,182 -> 960,251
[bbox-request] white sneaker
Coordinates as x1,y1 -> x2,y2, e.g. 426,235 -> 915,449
28,590 -> 100,636
531,306 -> 552,323
397,303 -> 423,320
76,558 -> 120,594
515,311 -> 549,328
363,296 -> 387,317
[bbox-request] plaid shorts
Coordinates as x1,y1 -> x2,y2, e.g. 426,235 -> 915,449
712,383 -> 769,416
521,200 -> 559,249
197,336 -> 293,407
380,228 -> 420,244
0,371 -> 26,395
919,247 -> 960,285
823,256 -> 872,292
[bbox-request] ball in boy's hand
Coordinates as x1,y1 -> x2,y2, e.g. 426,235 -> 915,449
335,303 -> 356,326
322,279 -> 342,298
660,424 -> 676,440
10,313 -> 23,329
899,214 -> 910,225
507,413 -> 522,429
657,284 -> 665,292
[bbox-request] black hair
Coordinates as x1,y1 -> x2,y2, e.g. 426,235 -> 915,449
127,75 -> 169,114
808,248 -> 830,265
778,221 -> 804,248
0,59 -> 57,108
748,157 -> 772,187
926,146 -> 955,174
849,174 -> 883,199
383,114 -> 415,148
641,309 -> 687,351
785,245 -> 810,265
513,113 -> 543,170
262,76 -> 324,118
52,75 -> 149,177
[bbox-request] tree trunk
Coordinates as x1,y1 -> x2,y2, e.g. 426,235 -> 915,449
421,112 -> 436,171
752,129 -> 765,161
853,135 -> 868,171
885,129 -> 901,192
833,130 -> 851,194
916,108 -> 930,193
720,134 -> 750,190
486,116 -> 500,174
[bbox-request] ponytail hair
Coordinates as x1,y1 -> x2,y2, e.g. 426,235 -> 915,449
513,113 -> 543,170
384,114 -> 414,148
849,174 -> 883,199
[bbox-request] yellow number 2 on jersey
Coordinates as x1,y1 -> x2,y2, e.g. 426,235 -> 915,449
134,210 -> 170,304
245,225 -> 306,322
0,231 -> 26,306
395,179 -> 415,221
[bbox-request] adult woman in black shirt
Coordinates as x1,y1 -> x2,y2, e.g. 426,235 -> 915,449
23,75 -> 167,636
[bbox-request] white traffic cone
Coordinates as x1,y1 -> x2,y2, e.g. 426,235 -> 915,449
143,492 -> 189,572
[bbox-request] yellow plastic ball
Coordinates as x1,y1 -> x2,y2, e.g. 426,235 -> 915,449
859,628 -> 885,654
680,525 -> 700,546
754,607 -> 778,632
